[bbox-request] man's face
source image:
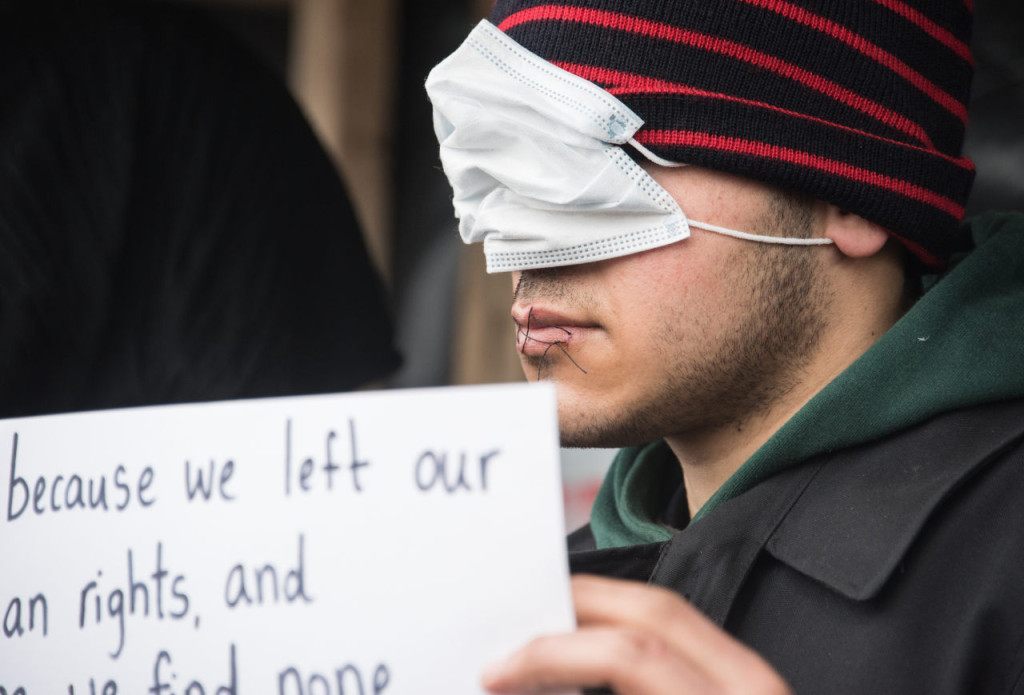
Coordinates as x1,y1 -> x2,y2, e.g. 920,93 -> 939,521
511,164 -> 832,447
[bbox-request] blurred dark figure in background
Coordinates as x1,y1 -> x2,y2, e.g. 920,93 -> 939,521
962,0 -> 1024,216
0,1 -> 399,418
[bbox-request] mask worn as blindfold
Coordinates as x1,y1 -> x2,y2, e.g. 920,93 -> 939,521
426,20 -> 832,274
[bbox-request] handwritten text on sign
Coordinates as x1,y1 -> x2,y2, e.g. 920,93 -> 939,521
0,384 -> 572,694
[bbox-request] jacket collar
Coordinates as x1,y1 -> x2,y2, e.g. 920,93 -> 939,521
765,398 -> 1024,601
573,399 -> 1024,622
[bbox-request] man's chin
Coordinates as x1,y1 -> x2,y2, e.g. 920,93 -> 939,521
558,427 -> 652,449
555,401 -> 657,449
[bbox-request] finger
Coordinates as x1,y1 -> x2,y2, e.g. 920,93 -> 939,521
572,575 -> 730,652
481,626 -> 713,695
571,575 -> 781,690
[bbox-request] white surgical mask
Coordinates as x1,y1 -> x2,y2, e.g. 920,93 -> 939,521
426,20 -> 832,273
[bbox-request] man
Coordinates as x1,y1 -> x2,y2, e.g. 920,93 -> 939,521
428,1 -> 1024,693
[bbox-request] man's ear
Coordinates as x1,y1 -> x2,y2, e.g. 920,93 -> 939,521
824,206 -> 889,258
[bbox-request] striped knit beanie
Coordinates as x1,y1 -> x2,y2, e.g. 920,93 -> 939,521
489,0 -> 976,268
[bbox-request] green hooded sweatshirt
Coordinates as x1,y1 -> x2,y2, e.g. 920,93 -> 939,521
590,211 -> 1024,549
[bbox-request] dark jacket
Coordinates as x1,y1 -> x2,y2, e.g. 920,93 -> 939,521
572,213 -> 1024,694
571,397 -> 1024,694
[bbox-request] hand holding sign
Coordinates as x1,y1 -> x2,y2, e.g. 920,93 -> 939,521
0,384 -> 573,694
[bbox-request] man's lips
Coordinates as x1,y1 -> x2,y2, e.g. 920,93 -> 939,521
512,304 -> 599,359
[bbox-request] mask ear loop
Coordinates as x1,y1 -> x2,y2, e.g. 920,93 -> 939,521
626,139 -> 834,247
628,138 -> 687,168
688,220 -> 834,246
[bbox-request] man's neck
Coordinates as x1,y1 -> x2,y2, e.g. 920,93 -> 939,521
666,287 -> 904,518
664,370 -> 832,518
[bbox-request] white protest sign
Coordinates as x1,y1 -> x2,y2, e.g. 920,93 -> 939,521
0,383 -> 573,694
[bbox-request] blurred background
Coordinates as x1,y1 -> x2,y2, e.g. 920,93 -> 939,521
3,0 -> 1021,530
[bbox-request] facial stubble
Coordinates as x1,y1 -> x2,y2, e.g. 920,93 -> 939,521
575,245 -> 825,447
520,208 -> 830,448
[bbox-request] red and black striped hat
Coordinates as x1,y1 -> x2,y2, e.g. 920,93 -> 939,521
489,0 -> 976,267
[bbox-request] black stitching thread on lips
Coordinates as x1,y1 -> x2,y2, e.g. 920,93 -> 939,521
515,306 -> 589,380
